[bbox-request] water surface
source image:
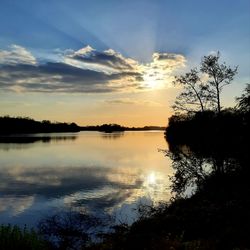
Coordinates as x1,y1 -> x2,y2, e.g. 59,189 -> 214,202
0,131 -> 172,226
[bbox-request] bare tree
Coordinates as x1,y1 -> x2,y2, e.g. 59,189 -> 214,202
200,52 -> 238,113
172,69 -> 213,113
172,52 -> 237,114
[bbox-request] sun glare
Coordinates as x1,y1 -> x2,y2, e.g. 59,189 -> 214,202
146,80 -> 158,89
142,67 -> 167,90
143,73 -> 159,89
147,172 -> 156,185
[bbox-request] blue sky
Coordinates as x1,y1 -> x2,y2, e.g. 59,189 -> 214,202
0,0 -> 249,125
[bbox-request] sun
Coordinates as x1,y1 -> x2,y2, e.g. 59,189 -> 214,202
147,172 -> 156,185
142,67 -> 167,89
143,73 -> 158,89
146,80 -> 158,89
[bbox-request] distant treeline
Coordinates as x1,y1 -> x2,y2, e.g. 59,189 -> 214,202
0,116 -> 80,135
81,124 -> 125,133
126,126 -> 166,131
81,124 -> 165,132
0,116 -> 165,135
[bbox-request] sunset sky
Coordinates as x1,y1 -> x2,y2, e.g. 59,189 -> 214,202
0,0 -> 249,126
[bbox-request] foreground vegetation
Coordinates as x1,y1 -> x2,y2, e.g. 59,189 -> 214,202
0,225 -> 48,250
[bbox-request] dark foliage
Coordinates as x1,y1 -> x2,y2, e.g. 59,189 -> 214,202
236,84 -> 250,113
165,109 -> 249,151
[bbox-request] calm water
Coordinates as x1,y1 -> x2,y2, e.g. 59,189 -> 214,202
0,131 -> 172,227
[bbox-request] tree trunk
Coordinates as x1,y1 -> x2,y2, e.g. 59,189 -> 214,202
216,84 -> 221,113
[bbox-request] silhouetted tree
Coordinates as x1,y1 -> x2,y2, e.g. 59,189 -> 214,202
172,69 -> 213,113
200,52 -> 238,113
236,84 -> 250,113
173,52 -> 237,114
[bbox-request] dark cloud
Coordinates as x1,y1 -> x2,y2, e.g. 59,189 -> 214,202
70,49 -> 135,71
154,53 -> 181,61
0,62 -> 142,93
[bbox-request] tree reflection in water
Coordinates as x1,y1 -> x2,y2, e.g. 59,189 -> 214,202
165,143 -> 245,197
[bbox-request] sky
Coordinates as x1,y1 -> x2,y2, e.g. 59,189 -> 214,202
0,0 -> 249,126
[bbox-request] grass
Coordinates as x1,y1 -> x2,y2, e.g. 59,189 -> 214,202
0,224 -> 49,250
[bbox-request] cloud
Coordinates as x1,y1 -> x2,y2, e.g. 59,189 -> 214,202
0,45 -> 37,66
141,52 -> 186,88
0,63 -> 143,93
0,44 -> 186,93
105,98 -> 163,107
65,45 -> 140,73
151,53 -> 186,72
105,98 -> 136,105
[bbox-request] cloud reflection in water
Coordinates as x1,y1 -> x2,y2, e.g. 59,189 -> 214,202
0,131 -> 172,226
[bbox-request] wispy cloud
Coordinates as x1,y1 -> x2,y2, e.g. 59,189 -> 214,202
0,45 -> 37,66
105,98 -> 163,107
0,45 -> 186,93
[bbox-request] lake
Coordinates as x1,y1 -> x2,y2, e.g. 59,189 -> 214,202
0,131 -> 173,227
